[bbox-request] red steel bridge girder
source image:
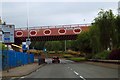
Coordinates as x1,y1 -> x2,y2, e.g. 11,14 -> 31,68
15,24 -> 89,44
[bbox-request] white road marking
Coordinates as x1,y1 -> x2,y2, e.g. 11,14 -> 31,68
80,76 -> 86,80
67,66 -> 85,80
74,71 -> 79,75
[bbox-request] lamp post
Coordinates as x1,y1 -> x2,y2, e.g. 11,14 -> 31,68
26,0 -> 31,50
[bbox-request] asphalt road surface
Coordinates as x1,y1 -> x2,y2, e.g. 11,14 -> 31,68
21,58 -> 119,79
8,58 -> 118,80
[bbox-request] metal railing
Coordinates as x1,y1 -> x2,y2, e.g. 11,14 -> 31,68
15,23 -> 91,30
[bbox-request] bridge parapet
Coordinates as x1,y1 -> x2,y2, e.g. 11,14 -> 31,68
15,24 -> 90,30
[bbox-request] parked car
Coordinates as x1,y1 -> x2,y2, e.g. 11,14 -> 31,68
52,56 -> 60,63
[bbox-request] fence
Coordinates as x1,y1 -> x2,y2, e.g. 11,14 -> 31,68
0,50 -> 2,71
2,50 -> 34,70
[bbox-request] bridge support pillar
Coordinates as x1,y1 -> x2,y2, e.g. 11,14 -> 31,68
65,40 -> 66,52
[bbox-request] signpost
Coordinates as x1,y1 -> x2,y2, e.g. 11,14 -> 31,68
43,48 -> 47,58
26,38 -> 31,50
1,24 -> 15,72
22,42 -> 27,53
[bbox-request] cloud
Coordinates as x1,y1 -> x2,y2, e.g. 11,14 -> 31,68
2,2 -> 118,28
2,0 -> 120,2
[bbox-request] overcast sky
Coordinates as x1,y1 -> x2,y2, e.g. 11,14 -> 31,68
0,1 -> 119,28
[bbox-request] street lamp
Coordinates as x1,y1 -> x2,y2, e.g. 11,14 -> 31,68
26,0 -> 31,50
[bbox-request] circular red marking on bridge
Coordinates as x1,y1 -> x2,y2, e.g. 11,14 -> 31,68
30,30 -> 37,36
73,28 -> 82,34
16,31 -> 23,37
58,29 -> 66,35
43,29 -> 51,35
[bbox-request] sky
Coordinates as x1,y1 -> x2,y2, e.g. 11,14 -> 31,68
0,0 -> 119,28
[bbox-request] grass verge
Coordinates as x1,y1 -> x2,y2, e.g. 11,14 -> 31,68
67,57 -> 86,62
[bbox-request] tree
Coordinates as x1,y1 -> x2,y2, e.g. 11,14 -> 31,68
76,31 -> 92,53
44,41 -> 63,51
0,43 -> 7,50
89,24 -> 101,53
115,15 -> 120,48
30,41 -> 46,50
94,9 -> 116,50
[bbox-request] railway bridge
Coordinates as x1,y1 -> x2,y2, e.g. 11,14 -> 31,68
15,24 -> 90,44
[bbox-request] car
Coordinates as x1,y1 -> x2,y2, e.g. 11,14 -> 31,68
52,56 -> 60,63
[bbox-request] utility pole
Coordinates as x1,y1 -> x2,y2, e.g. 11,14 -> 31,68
26,0 -> 31,50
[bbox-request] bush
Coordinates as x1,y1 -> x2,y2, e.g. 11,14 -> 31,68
63,54 -> 73,58
48,51 -> 56,54
0,43 -> 7,50
27,50 -> 43,54
85,53 -> 93,59
66,50 -> 80,56
93,50 -> 111,59
109,48 -> 120,60
57,51 -> 63,54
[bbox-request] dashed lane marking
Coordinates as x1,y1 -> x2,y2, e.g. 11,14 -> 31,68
80,76 -> 86,80
67,66 -> 86,80
74,71 -> 79,76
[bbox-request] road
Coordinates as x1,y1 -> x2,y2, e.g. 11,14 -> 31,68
23,58 -> 118,79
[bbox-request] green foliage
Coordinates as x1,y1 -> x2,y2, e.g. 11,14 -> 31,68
76,31 -> 92,53
48,51 -> 56,54
63,54 -> 73,58
30,41 -> 46,50
0,43 -> 7,50
115,15 -> 120,48
45,41 -> 63,51
93,50 -> 111,59
70,40 -> 79,51
94,9 -> 117,50
89,25 -> 101,53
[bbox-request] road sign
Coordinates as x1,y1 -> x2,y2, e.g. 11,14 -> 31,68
0,24 -> 15,43
4,32 -> 10,43
26,38 -> 31,45
22,44 -> 27,50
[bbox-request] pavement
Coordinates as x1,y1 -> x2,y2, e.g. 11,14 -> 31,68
2,63 -> 46,77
